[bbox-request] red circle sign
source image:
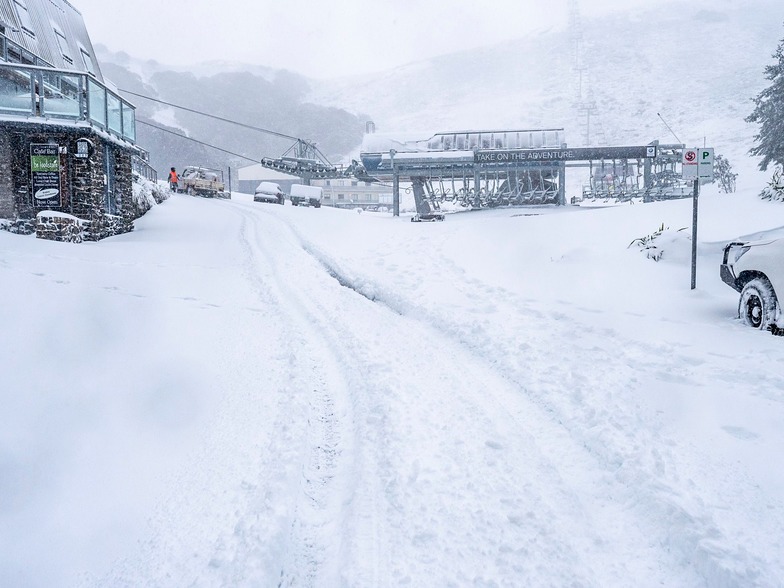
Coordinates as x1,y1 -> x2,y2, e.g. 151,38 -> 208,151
684,150 -> 697,162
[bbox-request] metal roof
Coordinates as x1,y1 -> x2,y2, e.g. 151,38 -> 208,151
0,0 -> 102,81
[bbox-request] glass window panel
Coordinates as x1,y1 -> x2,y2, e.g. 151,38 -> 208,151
80,49 -> 95,75
0,66 -> 33,115
122,102 -> 135,142
88,77 -> 106,127
41,72 -> 80,118
13,0 -> 35,37
107,92 -> 122,135
53,28 -> 73,64
544,130 -> 559,147
531,132 -> 543,148
6,44 -> 21,63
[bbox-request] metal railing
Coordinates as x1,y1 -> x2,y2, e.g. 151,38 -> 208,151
0,60 -> 136,144
132,154 -> 157,183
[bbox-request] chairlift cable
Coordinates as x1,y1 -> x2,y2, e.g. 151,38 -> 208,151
119,88 -> 303,144
136,119 -> 258,163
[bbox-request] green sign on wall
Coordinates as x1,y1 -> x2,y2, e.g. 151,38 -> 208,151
30,143 -> 62,209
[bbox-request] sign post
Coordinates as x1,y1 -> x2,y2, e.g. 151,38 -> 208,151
682,148 -> 714,290
691,179 -> 699,290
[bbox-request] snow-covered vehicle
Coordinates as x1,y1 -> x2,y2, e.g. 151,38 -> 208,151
411,213 -> 445,222
254,182 -> 285,205
289,184 -> 322,208
179,167 -> 228,198
720,238 -> 783,331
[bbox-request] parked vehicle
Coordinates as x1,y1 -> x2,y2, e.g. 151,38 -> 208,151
180,167 -> 228,198
254,182 -> 285,205
289,184 -> 323,208
720,238 -> 783,331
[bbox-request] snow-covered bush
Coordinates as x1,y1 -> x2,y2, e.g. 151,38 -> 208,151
713,155 -> 737,193
130,173 -> 169,219
759,166 -> 784,202
629,223 -> 690,262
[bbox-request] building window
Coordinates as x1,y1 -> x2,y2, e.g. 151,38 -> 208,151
337,194 -> 345,200
13,0 -> 35,37
325,180 -> 331,186
6,44 -> 22,63
351,181 -> 358,186
79,48 -> 95,75
105,145 -> 117,214
52,26 -> 73,64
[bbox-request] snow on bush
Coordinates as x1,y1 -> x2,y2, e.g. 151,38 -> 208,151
131,174 -> 169,218
759,167 -> 784,202
629,223 -> 690,262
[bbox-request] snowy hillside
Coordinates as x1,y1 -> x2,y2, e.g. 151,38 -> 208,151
1,186 -> 783,586
93,44 -> 280,84
310,0 -> 783,169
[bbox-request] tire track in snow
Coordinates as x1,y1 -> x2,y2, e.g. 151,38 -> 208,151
246,207 -> 715,586
227,204 -> 380,587
270,210 -> 772,586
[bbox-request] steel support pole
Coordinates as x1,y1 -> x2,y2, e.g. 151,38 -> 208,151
558,163 -> 566,205
691,179 -> 699,290
393,171 -> 400,217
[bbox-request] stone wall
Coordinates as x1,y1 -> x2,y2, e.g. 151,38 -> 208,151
0,130 -> 14,220
0,121 -> 142,242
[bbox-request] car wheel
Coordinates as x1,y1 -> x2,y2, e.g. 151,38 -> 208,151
739,277 -> 779,329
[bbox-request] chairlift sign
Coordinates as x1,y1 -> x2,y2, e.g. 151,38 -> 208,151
475,145 -> 656,164
30,143 -> 62,209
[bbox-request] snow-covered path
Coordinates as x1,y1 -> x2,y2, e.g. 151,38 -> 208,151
2,192 -> 783,587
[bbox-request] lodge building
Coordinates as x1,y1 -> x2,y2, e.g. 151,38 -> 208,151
0,0 -> 155,241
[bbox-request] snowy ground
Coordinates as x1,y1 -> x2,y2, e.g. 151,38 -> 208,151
1,186 -> 783,587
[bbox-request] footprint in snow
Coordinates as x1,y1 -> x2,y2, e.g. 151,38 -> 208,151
721,426 -> 759,440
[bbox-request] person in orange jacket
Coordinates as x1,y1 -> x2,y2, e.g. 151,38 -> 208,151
168,167 -> 179,192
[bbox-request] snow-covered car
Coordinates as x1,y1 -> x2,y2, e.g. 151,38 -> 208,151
289,184 -> 322,208
254,182 -> 285,205
720,238 -> 783,330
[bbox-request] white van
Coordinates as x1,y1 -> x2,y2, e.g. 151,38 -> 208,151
289,184 -> 323,208
254,182 -> 285,205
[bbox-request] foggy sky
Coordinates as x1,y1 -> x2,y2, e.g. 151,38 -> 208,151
74,0 -> 677,79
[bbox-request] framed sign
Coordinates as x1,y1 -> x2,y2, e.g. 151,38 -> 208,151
75,138 -> 93,159
30,143 -> 62,209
